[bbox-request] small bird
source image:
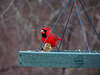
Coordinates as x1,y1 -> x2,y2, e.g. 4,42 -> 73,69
41,43 -> 52,52
40,27 -> 64,48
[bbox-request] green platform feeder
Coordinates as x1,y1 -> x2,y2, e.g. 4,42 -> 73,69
19,50 -> 100,68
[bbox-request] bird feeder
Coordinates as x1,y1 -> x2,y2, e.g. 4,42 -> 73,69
18,0 -> 100,68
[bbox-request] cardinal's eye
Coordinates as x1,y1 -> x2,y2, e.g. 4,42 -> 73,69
44,30 -> 47,32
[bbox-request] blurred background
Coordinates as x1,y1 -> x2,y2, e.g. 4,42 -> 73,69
0,0 -> 100,75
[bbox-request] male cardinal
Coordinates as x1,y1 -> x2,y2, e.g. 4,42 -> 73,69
40,27 -> 64,48
41,43 -> 52,52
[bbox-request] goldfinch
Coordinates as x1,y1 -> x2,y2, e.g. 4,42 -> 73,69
41,43 -> 52,52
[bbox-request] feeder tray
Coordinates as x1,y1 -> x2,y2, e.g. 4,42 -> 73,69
19,50 -> 100,68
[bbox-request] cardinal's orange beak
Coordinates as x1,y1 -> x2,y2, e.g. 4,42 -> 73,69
40,30 -> 45,34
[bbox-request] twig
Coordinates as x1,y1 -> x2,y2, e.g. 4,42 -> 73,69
44,10 -> 59,25
90,20 -> 100,50
44,0 -> 54,12
25,0 -> 33,10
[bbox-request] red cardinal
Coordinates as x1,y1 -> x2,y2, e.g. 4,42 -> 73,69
40,27 -> 64,47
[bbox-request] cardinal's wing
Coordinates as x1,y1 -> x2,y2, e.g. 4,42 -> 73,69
50,33 -> 59,41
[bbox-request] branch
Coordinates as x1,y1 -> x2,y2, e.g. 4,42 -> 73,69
90,20 -> 100,50
44,0 -> 68,25
0,0 -> 14,17
0,65 -> 18,73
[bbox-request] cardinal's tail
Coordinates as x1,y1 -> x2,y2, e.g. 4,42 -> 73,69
57,38 -> 65,41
